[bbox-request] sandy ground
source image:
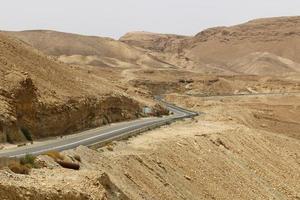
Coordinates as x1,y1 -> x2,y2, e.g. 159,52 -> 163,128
166,93 -> 300,140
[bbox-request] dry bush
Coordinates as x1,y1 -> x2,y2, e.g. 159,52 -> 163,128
44,151 -> 64,161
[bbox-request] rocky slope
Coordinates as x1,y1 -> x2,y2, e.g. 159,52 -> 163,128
0,32 -> 163,144
8,17 -> 300,75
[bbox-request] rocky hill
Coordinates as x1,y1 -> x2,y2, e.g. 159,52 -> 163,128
120,31 -> 190,53
8,17 -> 300,75
0,32 -> 162,144
121,17 -> 300,75
5,30 -> 173,69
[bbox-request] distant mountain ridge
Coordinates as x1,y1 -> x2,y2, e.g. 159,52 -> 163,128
120,16 -> 300,75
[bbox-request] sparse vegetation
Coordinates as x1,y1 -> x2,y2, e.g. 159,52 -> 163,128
0,155 -> 37,175
20,154 -> 37,168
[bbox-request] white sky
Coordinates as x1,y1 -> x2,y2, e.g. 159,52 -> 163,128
1,0 -> 300,39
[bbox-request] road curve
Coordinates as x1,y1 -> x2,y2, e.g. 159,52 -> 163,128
0,101 -> 198,158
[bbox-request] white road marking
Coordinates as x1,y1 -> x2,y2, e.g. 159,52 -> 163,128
12,115 -> 181,157
2,101 -> 194,158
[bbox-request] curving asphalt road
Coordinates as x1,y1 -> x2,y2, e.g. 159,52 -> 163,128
0,101 -> 198,158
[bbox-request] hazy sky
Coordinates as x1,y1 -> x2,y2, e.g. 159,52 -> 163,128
1,0 -> 300,38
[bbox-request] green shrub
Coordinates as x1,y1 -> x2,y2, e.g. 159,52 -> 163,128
0,155 -> 39,175
20,154 -> 36,168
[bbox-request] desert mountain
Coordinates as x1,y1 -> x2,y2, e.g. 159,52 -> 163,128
120,31 -> 190,52
0,32 -> 163,143
8,17 -> 300,75
1,16 -> 300,144
5,30 -> 172,69
0,15 -> 300,200
121,17 -> 300,75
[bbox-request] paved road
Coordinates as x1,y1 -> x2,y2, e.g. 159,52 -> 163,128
0,101 -> 198,158
186,92 -> 300,98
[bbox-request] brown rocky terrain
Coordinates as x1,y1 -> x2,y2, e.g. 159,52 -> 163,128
121,17 -> 300,74
0,93 -> 299,199
5,30 -> 173,70
0,16 -> 300,200
0,32 -> 164,144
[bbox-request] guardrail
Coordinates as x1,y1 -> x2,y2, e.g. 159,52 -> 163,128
89,117 -> 174,149
89,99 -> 198,149
155,96 -> 199,117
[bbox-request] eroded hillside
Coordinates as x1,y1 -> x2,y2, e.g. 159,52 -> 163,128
0,33 -> 164,144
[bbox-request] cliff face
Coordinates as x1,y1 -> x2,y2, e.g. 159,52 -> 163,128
0,73 -> 38,142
